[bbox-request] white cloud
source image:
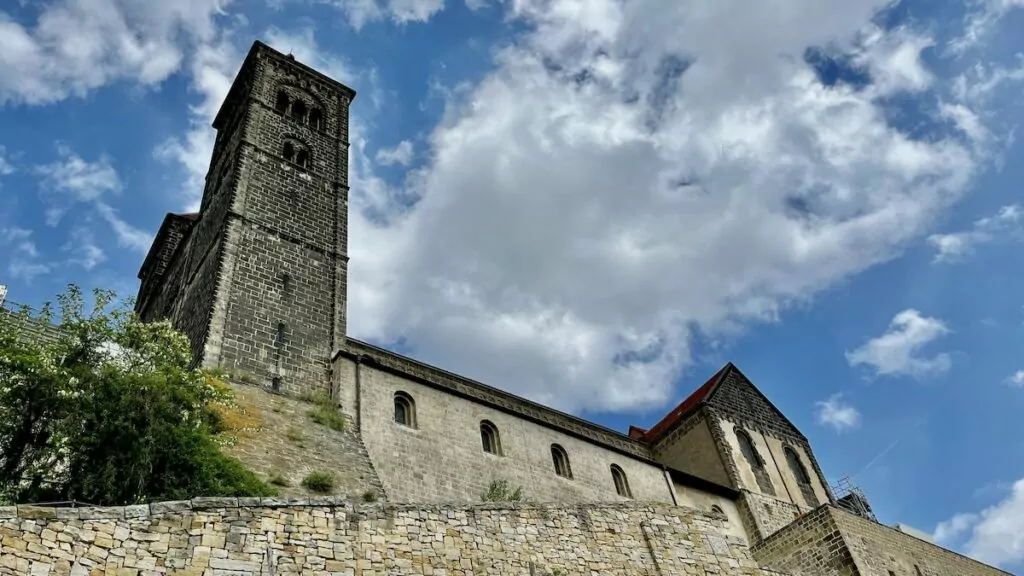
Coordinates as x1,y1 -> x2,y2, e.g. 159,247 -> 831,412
325,0 -> 1012,413
928,204 -> 1021,262
950,0 -> 1024,54
934,479 -> 1024,568
0,227 -> 49,283
0,0 -> 228,105
0,145 -> 14,176
376,140 -> 415,166
327,0 -> 445,29
95,202 -> 152,253
36,146 -> 121,207
814,393 -> 861,432
34,147 -> 152,253
846,310 -> 952,378
154,35 -> 242,211
1007,370 -> 1024,387
63,228 -> 107,270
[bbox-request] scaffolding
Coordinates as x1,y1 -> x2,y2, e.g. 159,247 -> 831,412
831,475 -> 877,522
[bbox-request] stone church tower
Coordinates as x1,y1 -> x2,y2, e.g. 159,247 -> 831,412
136,41 -> 356,396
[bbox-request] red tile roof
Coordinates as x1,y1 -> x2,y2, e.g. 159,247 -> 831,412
634,363 -> 732,443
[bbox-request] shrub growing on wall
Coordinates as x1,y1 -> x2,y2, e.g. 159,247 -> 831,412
0,286 -> 274,506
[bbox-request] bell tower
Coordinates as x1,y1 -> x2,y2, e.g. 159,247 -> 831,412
136,41 -> 356,396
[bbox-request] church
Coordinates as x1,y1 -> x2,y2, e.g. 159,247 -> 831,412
128,40 -> 1009,576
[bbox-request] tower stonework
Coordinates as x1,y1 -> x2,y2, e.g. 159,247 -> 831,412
136,41 -> 355,396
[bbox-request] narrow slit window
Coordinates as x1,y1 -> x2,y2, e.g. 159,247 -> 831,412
480,420 -> 501,455
551,444 -> 572,479
296,149 -> 309,169
610,465 -> 631,498
309,108 -> 323,130
282,142 -> 295,163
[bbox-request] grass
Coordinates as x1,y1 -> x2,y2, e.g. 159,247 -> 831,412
269,473 -> 290,487
285,426 -> 305,444
305,392 -> 348,432
301,471 -> 335,494
362,490 -> 378,503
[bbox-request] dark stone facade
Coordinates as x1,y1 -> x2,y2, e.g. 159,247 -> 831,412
136,42 -> 355,397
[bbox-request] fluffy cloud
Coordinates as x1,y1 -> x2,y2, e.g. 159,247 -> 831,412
934,478 -> 1024,568
376,140 -> 415,166
814,394 -> 861,432
327,0 -> 445,30
35,147 -> 152,253
333,0 -> 1007,413
846,310 -> 952,378
928,204 -> 1021,262
0,0 -> 228,105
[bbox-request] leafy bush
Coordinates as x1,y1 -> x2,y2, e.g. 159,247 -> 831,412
302,470 -> 335,494
481,479 -> 524,502
306,392 -> 348,432
362,490 -> 378,502
0,286 -> 275,506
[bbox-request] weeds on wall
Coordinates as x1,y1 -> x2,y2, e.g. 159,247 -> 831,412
302,470 -> 336,494
304,392 -> 349,432
481,480 -> 525,502
362,490 -> 378,502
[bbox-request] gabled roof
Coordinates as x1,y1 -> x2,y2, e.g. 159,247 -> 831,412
635,362 -> 807,444
635,363 -> 733,443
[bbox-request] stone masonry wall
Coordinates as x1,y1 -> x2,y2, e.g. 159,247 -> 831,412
216,382 -> 385,502
737,491 -> 804,544
651,412 -> 731,487
751,505 -> 1011,576
831,506 -> 1012,576
0,498 -> 790,576
750,505 -> 858,576
339,355 -> 682,507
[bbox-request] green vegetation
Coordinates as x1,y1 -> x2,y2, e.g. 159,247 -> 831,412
286,426 -> 305,445
268,473 -> 290,487
0,286 -> 275,506
362,490 -> 378,503
302,471 -> 335,494
481,479 -> 524,502
305,392 -> 348,432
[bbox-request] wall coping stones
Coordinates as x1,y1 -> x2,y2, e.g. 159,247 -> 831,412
1,497 -> 713,521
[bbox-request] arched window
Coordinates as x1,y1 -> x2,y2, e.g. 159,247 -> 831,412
282,142 -> 296,163
295,149 -> 310,169
480,420 -> 501,455
736,430 -> 764,469
610,464 -> 631,498
551,444 -> 572,479
291,99 -> 308,123
309,108 -> 323,130
275,91 -> 290,114
394,392 -> 416,428
784,447 -> 811,484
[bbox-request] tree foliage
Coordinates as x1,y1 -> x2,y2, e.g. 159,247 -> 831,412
0,286 -> 274,506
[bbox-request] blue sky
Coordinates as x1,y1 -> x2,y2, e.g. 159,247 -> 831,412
2,0 -> 1024,568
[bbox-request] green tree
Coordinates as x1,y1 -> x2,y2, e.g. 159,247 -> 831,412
0,286 -> 274,505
